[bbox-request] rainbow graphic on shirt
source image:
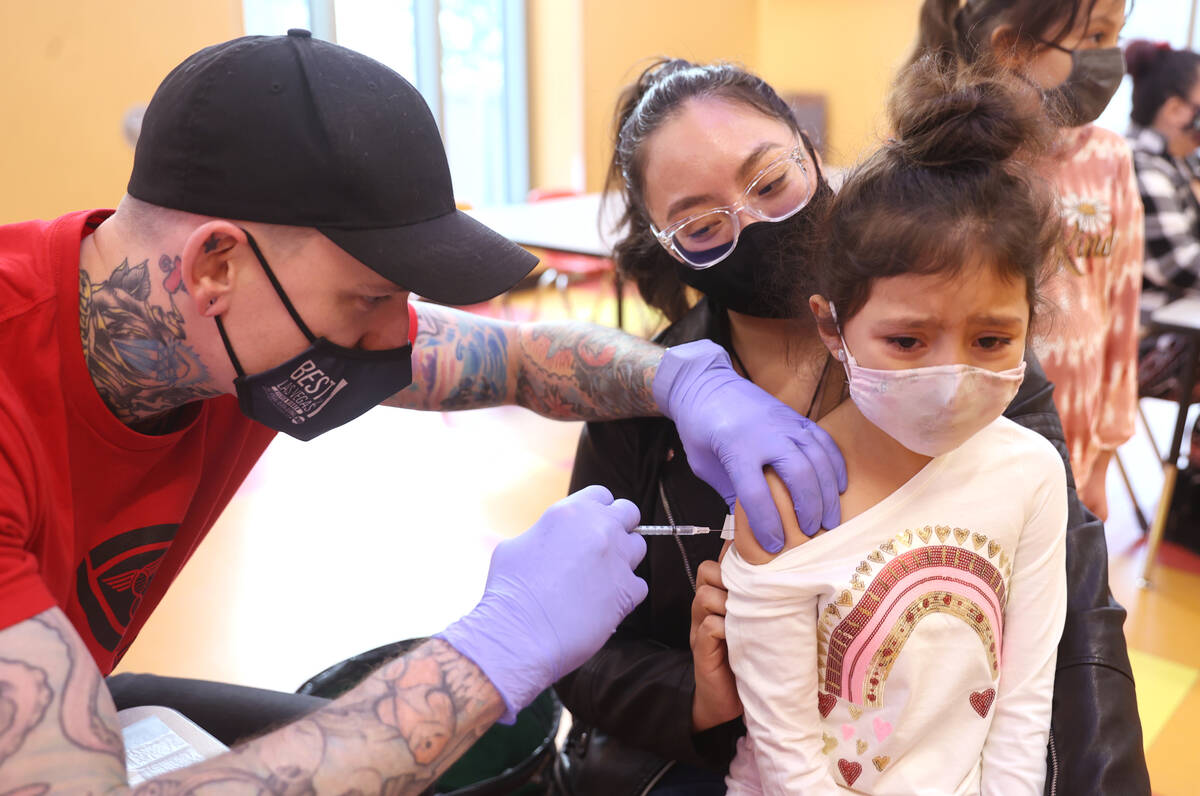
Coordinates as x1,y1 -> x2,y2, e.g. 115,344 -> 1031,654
817,525 -> 1012,709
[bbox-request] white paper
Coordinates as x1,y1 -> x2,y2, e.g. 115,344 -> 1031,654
119,706 -> 228,785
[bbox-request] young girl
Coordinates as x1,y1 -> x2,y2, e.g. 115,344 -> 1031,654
722,58 -> 1068,794
912,0 -> 1142,521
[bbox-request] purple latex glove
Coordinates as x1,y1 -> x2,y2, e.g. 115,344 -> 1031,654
654,339 -> 847,553
437,485 -> 648,723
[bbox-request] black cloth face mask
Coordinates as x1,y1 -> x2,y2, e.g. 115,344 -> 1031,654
214,230 -> 413,441
674,171 -> 833,319
1036,43 -> 1125,127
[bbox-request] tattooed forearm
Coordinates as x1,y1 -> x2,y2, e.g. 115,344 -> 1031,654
0,611 -> 502,794
129,639 -> 503,795
32,615 -> 122,762
0,609 -> 127,791
513,323 -> 660,419
388,303 -> 662,419
394,304 -> 512,411
0,659 -> 52,766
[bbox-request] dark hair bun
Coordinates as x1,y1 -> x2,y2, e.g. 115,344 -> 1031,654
887,55 -> 1046,167
1124,39 -> 1170,80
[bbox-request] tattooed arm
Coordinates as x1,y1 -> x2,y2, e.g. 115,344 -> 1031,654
384,302 -> 662,419
0,607 -> 503,794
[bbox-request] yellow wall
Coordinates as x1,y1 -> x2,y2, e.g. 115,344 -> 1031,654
528,0 -> 926,193
0,1 -> 243,224
756,0 -> 923,164
579,0 -> 760,193
2,1 -> 922,219
527,0 -> 585,191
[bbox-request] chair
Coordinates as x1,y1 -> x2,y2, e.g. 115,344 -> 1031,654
1136,296 -> 1200,587
519,188 -> 624,328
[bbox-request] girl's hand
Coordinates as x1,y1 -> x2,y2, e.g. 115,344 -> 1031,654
690,556 -> 743,732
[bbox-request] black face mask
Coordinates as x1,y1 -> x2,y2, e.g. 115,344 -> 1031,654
674,175 -> 833,318
215,231 -> 413,441
1037,44 -> 1125,127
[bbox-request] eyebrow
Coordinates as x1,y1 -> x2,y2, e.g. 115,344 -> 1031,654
872,313 -> 1025,331
663,141 -> 789,221
665,191 -> 721,222
1088,11 -> 1122,27
355,282 -> 407,294
969,314 -> 1025,328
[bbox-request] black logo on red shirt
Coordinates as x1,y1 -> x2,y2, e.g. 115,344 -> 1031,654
75,524 -> 177,652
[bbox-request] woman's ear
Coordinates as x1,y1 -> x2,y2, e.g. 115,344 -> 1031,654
180,221 -> 247,317
989,23 -> 1032,71
809,294 -> 843,359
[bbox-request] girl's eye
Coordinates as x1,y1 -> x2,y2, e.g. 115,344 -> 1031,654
977,336 -> 1012,350
361,294 -> 392,307
886,336 -> 921,350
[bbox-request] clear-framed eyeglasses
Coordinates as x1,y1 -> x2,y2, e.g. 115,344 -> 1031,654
650,140 -> 817,269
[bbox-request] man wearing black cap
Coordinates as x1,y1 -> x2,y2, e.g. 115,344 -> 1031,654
0,31 -> 845,791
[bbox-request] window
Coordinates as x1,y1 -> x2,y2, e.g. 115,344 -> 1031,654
244,0 -> 528,207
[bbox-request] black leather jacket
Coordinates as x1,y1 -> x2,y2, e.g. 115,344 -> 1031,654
556,299 -> 1150,795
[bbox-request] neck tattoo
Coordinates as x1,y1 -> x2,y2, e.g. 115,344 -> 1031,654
79,249 -> 221,428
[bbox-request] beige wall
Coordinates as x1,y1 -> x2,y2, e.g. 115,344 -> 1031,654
0,1 -> 243,224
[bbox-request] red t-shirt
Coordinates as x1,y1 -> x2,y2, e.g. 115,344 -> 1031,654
0,210 -> 278,673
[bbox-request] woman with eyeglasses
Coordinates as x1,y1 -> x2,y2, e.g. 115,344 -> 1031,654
555,49 -> 1147,796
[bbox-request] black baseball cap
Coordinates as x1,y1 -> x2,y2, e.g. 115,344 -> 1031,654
128,29 -> 537,305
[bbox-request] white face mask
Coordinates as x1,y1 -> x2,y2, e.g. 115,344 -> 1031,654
832,307 -> 1026,457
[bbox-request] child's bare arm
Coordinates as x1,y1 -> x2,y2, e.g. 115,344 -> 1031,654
733,468 -> 827,564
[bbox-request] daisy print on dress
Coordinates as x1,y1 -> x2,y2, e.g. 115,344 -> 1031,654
1059,192 -> 1117,265
817,526 -> 1012,709
1060,193 -> 1111,234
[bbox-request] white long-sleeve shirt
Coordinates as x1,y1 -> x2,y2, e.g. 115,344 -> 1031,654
723,417 -> 1068,795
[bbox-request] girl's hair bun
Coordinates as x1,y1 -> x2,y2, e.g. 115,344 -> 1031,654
887,55 -> 1047,168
